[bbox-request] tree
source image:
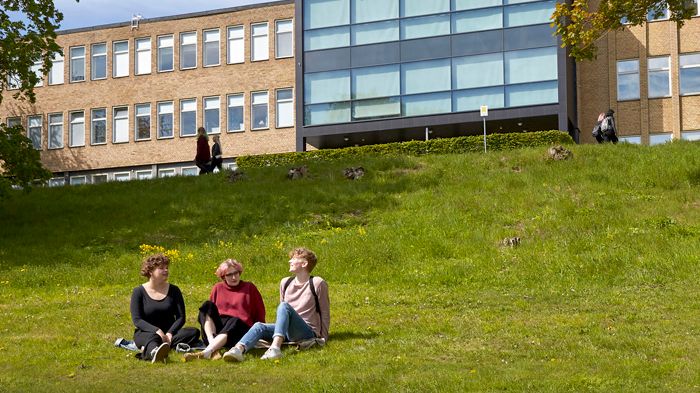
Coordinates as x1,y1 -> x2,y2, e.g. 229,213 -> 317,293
553,0 -> 697,61
0,0 -> 70,196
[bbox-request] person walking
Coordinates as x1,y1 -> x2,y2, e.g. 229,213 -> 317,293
210,135 -> 223,172
195,127 -> 212,174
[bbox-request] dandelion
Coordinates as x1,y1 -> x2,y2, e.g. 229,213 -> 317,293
275,240 -> 284,250
357,227 -> 366,236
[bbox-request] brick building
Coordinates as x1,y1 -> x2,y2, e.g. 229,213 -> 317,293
0,0 -> 296,185
2,0 -> 700,186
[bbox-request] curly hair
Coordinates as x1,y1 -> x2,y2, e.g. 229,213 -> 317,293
289,247 -> 317,272
140,253 -> 170,278
215,258 -> 244,280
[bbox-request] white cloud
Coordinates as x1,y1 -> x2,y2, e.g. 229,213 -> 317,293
55,0 -> 280,30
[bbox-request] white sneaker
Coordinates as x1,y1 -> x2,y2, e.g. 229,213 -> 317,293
260,347 -> 282,360
223,347 -> 244,362
150,342 -> 170,364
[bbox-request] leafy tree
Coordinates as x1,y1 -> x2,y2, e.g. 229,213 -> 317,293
553,0 -> 697,61
0,0 -> 69,196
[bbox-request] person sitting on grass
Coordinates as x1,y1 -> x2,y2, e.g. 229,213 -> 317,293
184,259 -> 266,361
223,247 -> 330,361
130,253 -> 200,363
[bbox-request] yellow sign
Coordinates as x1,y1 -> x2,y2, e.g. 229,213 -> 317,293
480,105 -> 488,117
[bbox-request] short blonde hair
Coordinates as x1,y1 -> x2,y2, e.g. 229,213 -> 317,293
140,253 -> 170,278
215,259 -> 244,280
289,247 -> 317,272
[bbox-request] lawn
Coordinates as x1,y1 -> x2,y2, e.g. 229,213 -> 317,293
1,142 -> 699,392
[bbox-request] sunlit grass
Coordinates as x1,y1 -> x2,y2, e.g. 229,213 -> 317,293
1,142 -> 699,392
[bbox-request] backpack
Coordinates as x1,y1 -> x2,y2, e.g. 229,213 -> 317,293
601,116 -> 612,133
283,276 -> 323,336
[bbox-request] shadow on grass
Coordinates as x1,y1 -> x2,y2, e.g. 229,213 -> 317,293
329,330 -> 379,342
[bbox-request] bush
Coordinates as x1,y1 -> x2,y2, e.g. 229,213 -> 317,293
237,130 -> 573,168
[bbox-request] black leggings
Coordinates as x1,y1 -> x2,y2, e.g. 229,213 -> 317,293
198,300 -> 250,348
133,327 -> 200,361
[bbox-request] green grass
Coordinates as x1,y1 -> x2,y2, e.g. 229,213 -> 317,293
1,142 -> 699,392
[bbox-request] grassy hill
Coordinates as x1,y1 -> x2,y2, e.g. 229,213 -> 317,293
1,142 -> 699,392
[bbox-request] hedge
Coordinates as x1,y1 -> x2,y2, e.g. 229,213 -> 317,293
236,130 -> 573,168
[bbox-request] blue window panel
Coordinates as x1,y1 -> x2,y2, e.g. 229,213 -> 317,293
304,48 -> 351,73
680,54 -> 700,95
452,52 -> 504,89
305,26 -> 350,51
352,0 -> 398,23
453,0 -> 502,11
305,70 -> 351,104
401,58 -> 451,95
352,64 -> 400,99
505,80 -> 558,107
453,86 -> 505,112
352,97 -> 401,120
401,36 -> 451,62
503,23 -> 557,51
351,42 -> 400,67
504,46 -> 557,84
504,1 -> 556,27
400,0 -> 449,17
400,14 -> 450,40
304,102 -> 351,125
649,133 -> 672,145
452,29 -> 503,56
452,7 -> 503,34
352,20 -> 399,45
304,0 -> 350,29
402,92 -> 452,116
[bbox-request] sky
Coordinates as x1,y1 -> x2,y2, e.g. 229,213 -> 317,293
54,0 -> 282,30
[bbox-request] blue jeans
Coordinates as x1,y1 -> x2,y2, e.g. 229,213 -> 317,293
237,302 -> 315,351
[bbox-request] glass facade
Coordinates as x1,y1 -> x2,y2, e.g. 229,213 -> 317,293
302,0 -> 559,125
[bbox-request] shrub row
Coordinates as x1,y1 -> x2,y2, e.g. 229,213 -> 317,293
236,130 -> 573,168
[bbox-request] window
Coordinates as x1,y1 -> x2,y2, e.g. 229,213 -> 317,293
304,0 -> 349,29
92,174 -> 108,184
48,113 -> 63,149
135,170 -> 153,180
276,89 -> 294,127
6,73 -> 20,90
49,53 -> 64,85
619,135 -> 642,144
402,59 -> 451,95
650,133 -> 673,145
158,35 -> 174,72
681,130 -> 700,141
7,117 -> 21,127
135,103 -> 151,140
647,5 -> 669,20
181,167 -> 199,176
180,99 -> 197,136
159,169 -> 176,178
401,0 -> 449,17
114,172 -> 131,182
227,93 -> 244,132
648,56 -> 670,98
91,108 -> 107,145
180,32 -> 197,69
70,46 -> 85,82
113,41 -> 129,77
227,25 -> 244,64
135,38 -> 151,75
91,43 -> 107,80
504,1 -> 556,27
204,96 -> 220,133
251,91 -> 269,129
680,53 -> 700,95
69,111 -> 85,147
113,107 -> 129,143
70,175 -> 87,185
157,101 -> 174,138
31,60 -> 44,87
617,59 -> 640,100
203,29 -> 220,67
48,178 -> 65,187
352,0 -> 398,23
252,22 -> 269,61
400,14 -> 450,40
27,115 -> 42,150
276,20 -> 293,58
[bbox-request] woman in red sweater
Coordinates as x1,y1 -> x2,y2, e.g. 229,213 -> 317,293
184,259 -> 266,361
194,127 -> 211,175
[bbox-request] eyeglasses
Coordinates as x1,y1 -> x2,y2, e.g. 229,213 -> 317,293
224,271 -> 241,278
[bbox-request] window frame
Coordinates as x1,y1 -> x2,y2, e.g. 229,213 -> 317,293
135,103 -> 151,141
179,98 -> 197,137
157,35 -> 175,73
27,115 -> 43,150
251,22 -> 270,62
181,166 -> 199,176
616,59 -> 640,101
135,170 -> 153,180
113,172 -> 131,182
90,107 -> 107,145
31,60 -> 44,87
158,168 -> 176,178
69,175 -> 87,186
135,37 -> 152,75
227,93 -> 245,132
275,19 -> 294,59
647,56 -> 671,98
91,42 -> 107,80
69,45 -> 86,83
92,174 -> 108,184
251,90 -> 269,130
203,96 -> 221,134
179,31 -> 198,70
69,110 -> 85,147
157,101 -> 174,139
227,25 -> 245,64
49,53 -> 64,85
113,106 -> 130,144
113,40 -> 129,78
203,28 -> 221,67
276,88 -> 294,128
48,112 -> 64,149
680,52 -> 700,96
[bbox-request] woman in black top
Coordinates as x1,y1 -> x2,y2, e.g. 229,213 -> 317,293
130,253 -> 199,363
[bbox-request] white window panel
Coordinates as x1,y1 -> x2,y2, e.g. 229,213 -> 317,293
135,170 -> 152,180
181,167 -> 199,176
70,46 -> 85,82
180,32 -> 197,69
48,113 -> 63,149
49,53 -> 64,85
227,93 -> 245,131
69,111 -> 85,147
158,35 -> 174,72
91,43 -> 107,80
204,96 -> 220,133
159,169 -> 176,178
252,22 -> 269,61
276,89 -> 294,127
31,61 -> 44,86
276,19 -> 293,58
114,172 -> 131,181
252,91 -> 269,129
228,25 -> 244,64
28,115 -> 42,150
113,41 -> 129,77
203,29 -> 220,67
158,101 -> 174,138
180,99 -> 197,136
113,107 -> 129,143
135,38 -> 151,75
